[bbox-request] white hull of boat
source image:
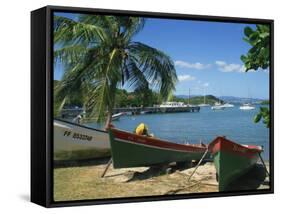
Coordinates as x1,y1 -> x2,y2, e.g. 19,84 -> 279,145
239,106 -> 255,110
221,103 -> 234,108
54,119 -> 110,160
198,104 -> 210,107
112,112 -> 124,121
211,106 -> 225,110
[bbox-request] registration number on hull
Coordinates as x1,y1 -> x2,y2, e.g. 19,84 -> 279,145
63,131 -> 93,141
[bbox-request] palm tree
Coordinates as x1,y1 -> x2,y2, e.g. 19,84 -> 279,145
54,15 -> 177,128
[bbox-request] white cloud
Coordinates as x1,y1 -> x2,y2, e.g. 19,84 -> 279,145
215,60 -> 261,73
203,82 -> 209,87
175,60 -> 265,73
215,61 -> 226,67
239,65 -> 246,72
175,60 -> 211,70
244,66 -> 264,73
215,60 -> 245,72
178,74 -> 196,82
239,65 -> 258,73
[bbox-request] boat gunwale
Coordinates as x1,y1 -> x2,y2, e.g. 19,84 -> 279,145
208,136 -> 263,157
54,118 -> 108,133
110,128 -> 207,153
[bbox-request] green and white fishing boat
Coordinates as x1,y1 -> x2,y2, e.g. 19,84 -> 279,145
54,119 -> 110,160
109,127 -> 208,168
208,136 -> 263,191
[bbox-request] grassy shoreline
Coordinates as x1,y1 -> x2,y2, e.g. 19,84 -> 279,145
54,159 -> 270,202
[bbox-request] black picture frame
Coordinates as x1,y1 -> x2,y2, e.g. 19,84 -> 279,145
31,5 -> 274,208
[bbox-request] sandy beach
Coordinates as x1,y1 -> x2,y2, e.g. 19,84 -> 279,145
54,159 -> 270,202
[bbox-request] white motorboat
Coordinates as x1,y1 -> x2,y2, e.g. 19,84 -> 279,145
54,119 -> 110,160
159,102 -> 189,113
221,103 -> 234,108
211,102 -> 225,110
112,112 -> 125,121
239,103 -> 255,110
240,89 -> 255,110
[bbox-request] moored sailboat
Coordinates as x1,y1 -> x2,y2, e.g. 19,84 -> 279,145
198,88 -> 210,107
239,103 -> 255,110
240,89 -> 255,110
221,103 -> 234,108
211,102 -> 225,110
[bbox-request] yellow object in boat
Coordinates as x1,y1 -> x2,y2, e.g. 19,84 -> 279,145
135,123 -> 148,135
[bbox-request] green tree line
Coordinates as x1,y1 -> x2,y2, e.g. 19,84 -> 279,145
54,79 -> 222,113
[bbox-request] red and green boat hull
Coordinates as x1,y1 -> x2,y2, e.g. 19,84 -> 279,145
109,128 -> 207,168
209,137 -> 262,191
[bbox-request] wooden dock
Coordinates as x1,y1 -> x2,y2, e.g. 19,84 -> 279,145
59,106 -> 200,118
113,106 -> 200,115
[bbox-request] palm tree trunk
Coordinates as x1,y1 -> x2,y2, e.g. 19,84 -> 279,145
104,81 -> 117,130
104,111 -> 113,130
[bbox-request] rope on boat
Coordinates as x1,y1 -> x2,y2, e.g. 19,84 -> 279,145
101,158 -> 112,178
188,148 -> 209,182
258,153 -> 270,177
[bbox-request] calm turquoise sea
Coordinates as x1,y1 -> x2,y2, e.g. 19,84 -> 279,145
86,105 -> 270,160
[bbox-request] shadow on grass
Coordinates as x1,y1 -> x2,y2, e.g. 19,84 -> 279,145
54,157 -> 111,168
224,163 -> 268,191
126,161 -> 196,182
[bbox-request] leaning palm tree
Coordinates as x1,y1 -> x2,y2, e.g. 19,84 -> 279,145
54,15 -> 177,128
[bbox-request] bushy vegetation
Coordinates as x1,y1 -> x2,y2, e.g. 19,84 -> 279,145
171,95 -> 222,105
241,24 -> 270,128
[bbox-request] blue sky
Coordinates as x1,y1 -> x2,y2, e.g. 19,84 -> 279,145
54,13 -> 270,99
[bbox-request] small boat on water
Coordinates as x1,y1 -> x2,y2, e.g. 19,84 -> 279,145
112,112 -> 125,121
221,103 -> 234,108
140,110 -> 151,114
198,90 -> 210,107
239,103 -> 255,110
211,102 -> 225,110
159,101 -> 187,108
108,127 -> 208,168
208,136 -> 263,191
54,119 -> 110,160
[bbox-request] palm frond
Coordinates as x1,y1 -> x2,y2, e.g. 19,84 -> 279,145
54,63 -> 90,114
120,17 -> 146,41
54,16 -> 107,45
84,48 -> 123,121
128,42 -> 177,100
78,15 -> 119,36
54,45 -> 88,64
123,57 -> 149,90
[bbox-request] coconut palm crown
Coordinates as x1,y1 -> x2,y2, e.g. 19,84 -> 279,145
54,15 -> 177,128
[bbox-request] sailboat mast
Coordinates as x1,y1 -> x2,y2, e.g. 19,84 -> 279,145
248,88 -> 252,104
204,88 -> 206,105
188,88 -> 190,105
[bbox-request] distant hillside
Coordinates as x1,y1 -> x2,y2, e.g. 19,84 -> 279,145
176,94 -> 200,99
174,95 -> 223,105
219,96 -> 267,104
